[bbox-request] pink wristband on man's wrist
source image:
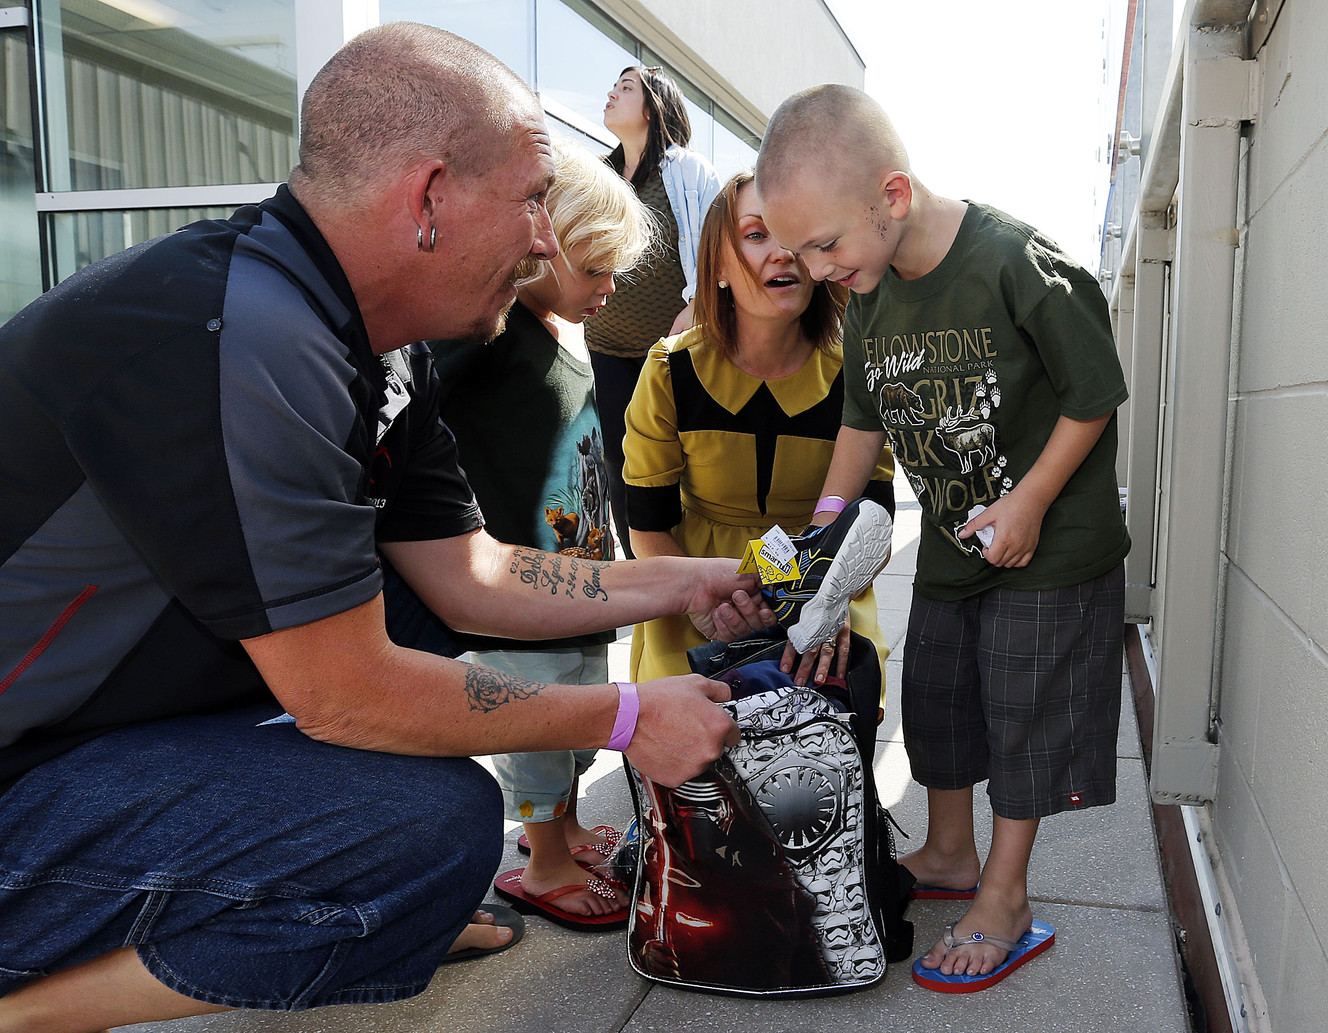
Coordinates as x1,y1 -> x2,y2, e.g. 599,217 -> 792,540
608,681 -> 639,751
814,494 -> 848,515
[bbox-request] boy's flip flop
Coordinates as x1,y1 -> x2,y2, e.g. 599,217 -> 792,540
909,882 -> 979,900
911,919 -> 1056,993
899,863 -> 979,900
493,867 -> 629,931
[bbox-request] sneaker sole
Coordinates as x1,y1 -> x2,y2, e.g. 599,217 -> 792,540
787,501 -> 893,653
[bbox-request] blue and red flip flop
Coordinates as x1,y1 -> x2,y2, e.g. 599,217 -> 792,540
909,882 -> 979,900
900,863 -> 979,900
911,918 -> 1056,993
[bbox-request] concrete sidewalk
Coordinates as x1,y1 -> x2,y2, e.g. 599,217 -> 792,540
126,486 -> 1193,1033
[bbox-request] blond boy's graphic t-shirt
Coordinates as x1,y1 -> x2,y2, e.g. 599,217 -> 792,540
842,202 -> 1129,600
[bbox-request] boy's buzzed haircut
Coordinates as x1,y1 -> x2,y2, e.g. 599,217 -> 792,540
756,84 -> 911,199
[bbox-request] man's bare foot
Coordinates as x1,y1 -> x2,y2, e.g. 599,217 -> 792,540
917,893 -> 1034,976
900,844 -> 981,893
446,909 -> 515,956
521,857 -> 626,916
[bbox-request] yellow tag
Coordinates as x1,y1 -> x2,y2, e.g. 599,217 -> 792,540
737,527 -> 802,584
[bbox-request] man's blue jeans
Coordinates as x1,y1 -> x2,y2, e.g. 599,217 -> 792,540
1,563 -> 500,1009
0,703 -> 502,1008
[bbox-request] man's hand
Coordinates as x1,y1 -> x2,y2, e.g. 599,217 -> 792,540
625,675 -> 740,787
684,559 -> 776,641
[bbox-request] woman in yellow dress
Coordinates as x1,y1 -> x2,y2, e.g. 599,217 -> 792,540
623,171 -> 896,682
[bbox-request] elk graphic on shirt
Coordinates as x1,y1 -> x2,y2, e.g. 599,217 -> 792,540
935,405 -> 998,474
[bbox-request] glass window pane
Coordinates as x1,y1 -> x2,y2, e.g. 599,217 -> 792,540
547,111 -> 610,155
42,0 -> 297,190
713,116 -> 758,184
684,102 -> 712,158
536,0 -> 634,134
48,204 -> 235,281
379,0 -> 532,82
1,30 -> 41,319
638,46 -> 715,158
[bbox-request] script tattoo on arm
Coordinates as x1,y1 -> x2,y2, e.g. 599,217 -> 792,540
581,563 -> 608,602
540,553 -> 566,595
508,548 -> 610,603
463,664 -> 546,714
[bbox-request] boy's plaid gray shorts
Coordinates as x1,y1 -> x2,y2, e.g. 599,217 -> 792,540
901,563 -> 1125,820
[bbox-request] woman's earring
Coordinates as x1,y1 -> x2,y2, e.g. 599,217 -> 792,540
718,279 -> 728,289
417,225 -> 436,252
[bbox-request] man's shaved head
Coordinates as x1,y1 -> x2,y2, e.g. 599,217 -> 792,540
292,22 -> 537,206
756,84 -> 910,203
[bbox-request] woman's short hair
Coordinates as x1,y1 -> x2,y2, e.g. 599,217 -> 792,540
693,171 -> 847,359
609,65 -> 693,188
549,141 -> 656,275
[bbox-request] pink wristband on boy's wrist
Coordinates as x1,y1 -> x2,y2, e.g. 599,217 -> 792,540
814,495 -> 848,515
608,681 -> 639,751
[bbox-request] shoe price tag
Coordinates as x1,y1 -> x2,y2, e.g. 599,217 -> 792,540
737,526 -> 802,584
966,504 -> 995,549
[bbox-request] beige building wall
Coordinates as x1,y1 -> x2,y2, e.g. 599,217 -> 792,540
1109,1 -> 1327,1029
1215,0 -> 1328,1026
598,0 -> 864,132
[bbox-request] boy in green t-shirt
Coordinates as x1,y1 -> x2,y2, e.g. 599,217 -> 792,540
756,84 -> 1129,993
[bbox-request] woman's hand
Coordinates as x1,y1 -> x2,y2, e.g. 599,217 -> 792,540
779,611 -> 851,687
668,300 -> 697,336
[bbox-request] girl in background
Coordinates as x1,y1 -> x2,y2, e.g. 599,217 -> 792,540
588,65 -> 720,557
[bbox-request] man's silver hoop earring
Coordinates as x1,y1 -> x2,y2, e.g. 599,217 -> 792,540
417,225 -> 436,252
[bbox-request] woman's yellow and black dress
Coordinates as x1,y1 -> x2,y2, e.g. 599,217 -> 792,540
623,327 -> 896,681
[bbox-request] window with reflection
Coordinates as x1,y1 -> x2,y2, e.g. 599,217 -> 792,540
713,113 -> 759,182
370,0 -> 759,180
40,0 -> 296,191
536,0 -> 635,133
380,0 -> 532,81
1,30 -> 40,319
49,204 -> 234,282
547,113 -> 611,155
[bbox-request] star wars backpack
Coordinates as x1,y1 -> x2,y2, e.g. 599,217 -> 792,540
622,629 -> 913,998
